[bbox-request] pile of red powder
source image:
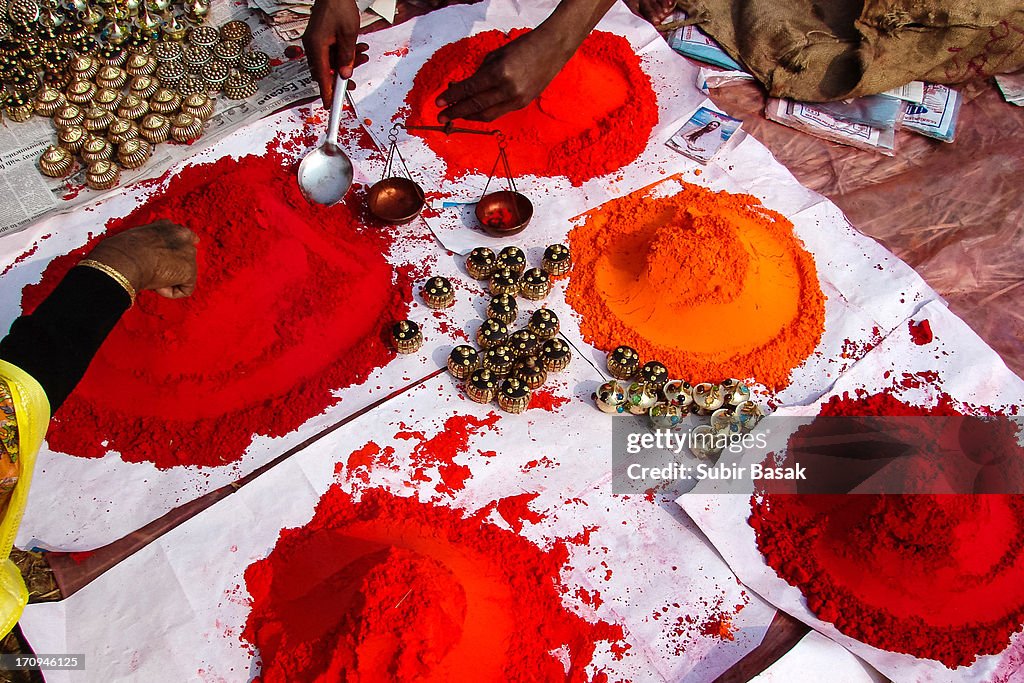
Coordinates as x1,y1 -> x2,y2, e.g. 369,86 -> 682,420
21,146 -> 412,469
242,486 -> 624,682
750,392 -> 1024,668
404,29 -> 658,186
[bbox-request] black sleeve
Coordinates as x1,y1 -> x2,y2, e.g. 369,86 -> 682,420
0,265 -> 131,413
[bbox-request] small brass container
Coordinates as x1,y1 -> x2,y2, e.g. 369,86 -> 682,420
98,45 -> 128,67
85,159 -> 120,190
57,124 -> 87,152
539,338 -> 572,372
391,320 -> 422,354
692,382 -> 725,415
212,39 -> 241,67
155,60 -> 185,88
169,112 -> 202,142
154,41 -> 183,63
488,267 -> 519,297
80,135 -> 113,164
649,402 -> 684,429
527,309 -> 559,341
53,103 -> 85,128
519,268 -> 550,301
116,93 -> 149,120
710,408 -> 738,435
541,243 -> 571,277
176,74 -> 206,96
507,328 -> 538,359
182,44 -> 211,74
201,59 -> 229,91
93,87 -> 122,112
735,400 -> 764,431
124,53 -> 156,76
129,75 -> 159,100
139,112 -> 171,143
223,70 -> 256,99
38,145 -> 74,177
421,276 -> 454,310
117,137 -> 152,168
663,380 -> 693,409
83,106 -> 114,132
106,117 -> 139,144
180,91 -> 213,120
593,381 -> 627,415
476,319 -> 508,349
487,293 -> 517,325
497,378 -> 531,414
447,345 -> 479,380
3,95 -> 34,121
465,247 -> 496,280
95,65 -> 129,90
482,344 -> 514,377
240,49 -> 270,79
626,382 -> 659,416
639,361 -> 668,386
366,177 -> 424,224
33,86 -> 66,116
465,368 -> 498,404
476,191 -> 532,237
219,20 -> 252,46
149,87 -> 181,114
511,356 -> 546,390
187,25 -> 218,49
69,54 -> 98,79
722,378 -> 751,406
607,345 -> 640,380
125,33 -> 153,56
65,78 -> 97,105
496,246 -> 526,275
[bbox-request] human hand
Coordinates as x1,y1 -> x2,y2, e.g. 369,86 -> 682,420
303,0 -> 370,108
436,27 -> 574,123
633,0 -> 674,26
87,220 -> 199,299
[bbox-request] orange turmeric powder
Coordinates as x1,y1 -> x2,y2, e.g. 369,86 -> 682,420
565,179 -> 825,390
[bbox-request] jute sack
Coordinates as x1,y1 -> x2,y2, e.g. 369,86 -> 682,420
674,0 -> 1024,101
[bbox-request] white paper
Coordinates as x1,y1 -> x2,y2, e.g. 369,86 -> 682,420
0,105 -> 486,551
679,299 -> 1024,682
749,631 -> 886,683
348,0 -> 709,255
22,365 -> 777,682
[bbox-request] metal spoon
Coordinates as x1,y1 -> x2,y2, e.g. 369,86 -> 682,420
297,73 -> 353,205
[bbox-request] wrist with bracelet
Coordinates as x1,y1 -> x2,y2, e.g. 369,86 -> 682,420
77,259 -> 137,306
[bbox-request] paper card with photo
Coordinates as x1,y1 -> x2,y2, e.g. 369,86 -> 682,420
667,107 -> 741,163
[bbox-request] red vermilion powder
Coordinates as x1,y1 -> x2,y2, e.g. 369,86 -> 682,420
242,486 -> 624,682
404,29 -> 658,187
909,318 -> 934,345
21,148 -> 411,469
394,413 -> 500,495
750,392 -> 1024,668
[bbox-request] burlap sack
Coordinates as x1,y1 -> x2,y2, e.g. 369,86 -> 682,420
674,0 -> 1024,101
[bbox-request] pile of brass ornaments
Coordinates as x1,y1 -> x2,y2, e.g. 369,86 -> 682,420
592,344 -> 766,459
1,2 -> 274,191
442,244 -> 574,414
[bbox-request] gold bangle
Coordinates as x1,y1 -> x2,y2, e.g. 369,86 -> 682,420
78,259 -> 137,305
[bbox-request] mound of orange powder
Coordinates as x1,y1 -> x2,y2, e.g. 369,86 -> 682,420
565,180 -> 825,389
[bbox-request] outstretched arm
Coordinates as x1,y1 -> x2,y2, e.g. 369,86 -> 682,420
436,0 -> 619,123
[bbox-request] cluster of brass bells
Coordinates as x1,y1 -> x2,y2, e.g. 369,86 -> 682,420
10,9 -> 275,190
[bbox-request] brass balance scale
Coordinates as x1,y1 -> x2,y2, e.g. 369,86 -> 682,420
367,121 -> 534,237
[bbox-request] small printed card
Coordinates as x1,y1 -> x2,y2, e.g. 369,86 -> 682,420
667,107 -> 742,163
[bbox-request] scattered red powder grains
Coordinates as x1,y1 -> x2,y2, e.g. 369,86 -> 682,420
405,29 -> 658,186
529,388 -> 571,412
242,486 -> 624,682
909,318 -> 934,345
394,413 -> 500,495
566,179 -> 825,389
750,392 -> 1024,668
21,146 -> 411,469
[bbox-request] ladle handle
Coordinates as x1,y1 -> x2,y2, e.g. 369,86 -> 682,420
326,72 -> 348,147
